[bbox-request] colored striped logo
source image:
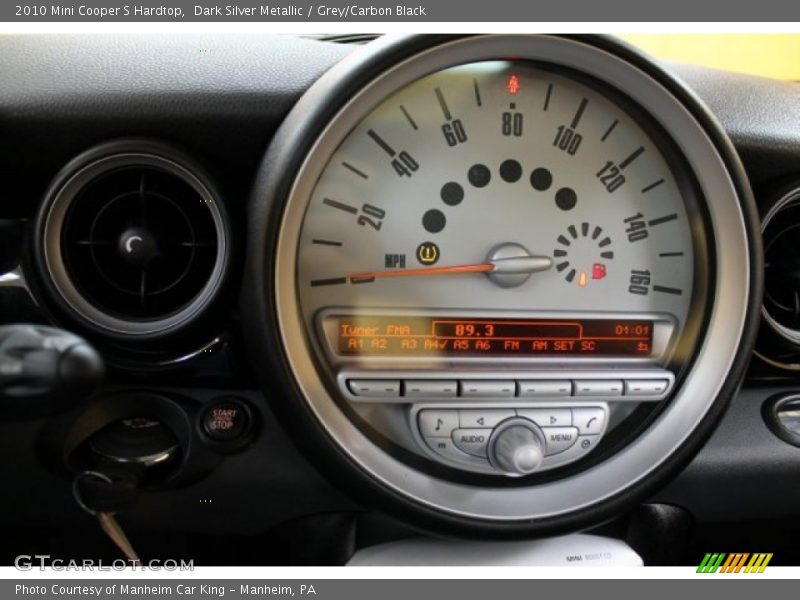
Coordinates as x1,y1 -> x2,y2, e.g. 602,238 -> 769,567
697,553 -> 773,573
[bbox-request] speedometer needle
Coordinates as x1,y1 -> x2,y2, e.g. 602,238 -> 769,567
348,255 -> 553,282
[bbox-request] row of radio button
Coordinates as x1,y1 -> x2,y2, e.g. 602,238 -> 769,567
349,378 -> 669,399
418,406 -> 606,437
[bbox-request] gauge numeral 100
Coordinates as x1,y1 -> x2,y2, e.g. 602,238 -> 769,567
596,161 -> 627,193
357,204 -> 386,231
628,269 -> 652,295
442,119 -> 468,146
623,213 -> 649,242
501,111 -> 523,136
391,151 -> 420,177
553,126 -> 583,155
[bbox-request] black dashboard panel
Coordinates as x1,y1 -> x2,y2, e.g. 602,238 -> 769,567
1,33 -> 799,561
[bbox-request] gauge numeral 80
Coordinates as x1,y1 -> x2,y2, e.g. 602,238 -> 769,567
501,111 -> 524,136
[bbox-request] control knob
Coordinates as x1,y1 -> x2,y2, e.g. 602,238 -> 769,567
488,418 -> 546,476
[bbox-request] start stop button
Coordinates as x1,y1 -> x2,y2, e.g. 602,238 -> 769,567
201,399 -> 251,442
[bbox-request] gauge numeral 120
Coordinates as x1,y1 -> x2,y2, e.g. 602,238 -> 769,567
596,161 -> 627,193
357,204 -> 386,231
442,119 -> 468,146
553,126 -> 582,155
628,269 -> 651,295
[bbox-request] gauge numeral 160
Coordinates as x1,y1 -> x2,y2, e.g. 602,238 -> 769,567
628,269 -> 652,295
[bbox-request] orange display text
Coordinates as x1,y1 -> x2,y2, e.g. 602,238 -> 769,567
336,316 -> 653,357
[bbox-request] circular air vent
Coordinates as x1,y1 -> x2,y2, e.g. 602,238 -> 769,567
37,140 -> 230,340
757,185 -> 800,368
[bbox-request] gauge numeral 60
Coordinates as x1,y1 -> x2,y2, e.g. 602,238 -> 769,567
442,119 -> 468,146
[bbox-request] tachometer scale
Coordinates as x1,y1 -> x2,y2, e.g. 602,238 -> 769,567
245,35 -> 759,534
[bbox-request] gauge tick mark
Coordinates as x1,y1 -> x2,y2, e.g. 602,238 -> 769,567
654,285 -> 683,295
399,105 -> 418,130
323,198 -> 358,215
435,87 -> 452,120
571,98 -> 589,129
648,213 -> 678,227
367,129 -> 396,157
601,119 -> 619,142
642,179 -> 665,194
342,162 -> 369,179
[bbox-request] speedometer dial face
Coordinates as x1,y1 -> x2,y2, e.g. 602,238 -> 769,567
297,61 -> 700,364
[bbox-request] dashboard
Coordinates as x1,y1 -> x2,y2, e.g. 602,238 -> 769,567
0,33 -> 799,564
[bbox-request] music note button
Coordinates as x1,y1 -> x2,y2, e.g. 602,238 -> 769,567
418,409 -> 459,437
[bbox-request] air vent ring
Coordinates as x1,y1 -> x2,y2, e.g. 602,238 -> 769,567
36,140 -> 230,340
756,184 -> 800,369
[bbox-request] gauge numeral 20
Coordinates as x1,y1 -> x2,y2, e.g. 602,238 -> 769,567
553,126 -> 583,155
442,119 -> 468,146
501,110 -> 523,136
391,151 -> 420,177
624,213 -> 649,242
629,269 -> 652,295
357,204 -> 386,231
596,161 -> 627,193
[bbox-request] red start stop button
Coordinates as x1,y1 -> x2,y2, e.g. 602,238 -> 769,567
201,399 -> 250,442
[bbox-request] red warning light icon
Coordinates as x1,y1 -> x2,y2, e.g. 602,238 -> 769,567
506,74 -> 521,95
592,263 -> 607,280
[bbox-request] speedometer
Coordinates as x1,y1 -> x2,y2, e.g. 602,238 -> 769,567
245,35 -> 760,535
298,60 -> 698,367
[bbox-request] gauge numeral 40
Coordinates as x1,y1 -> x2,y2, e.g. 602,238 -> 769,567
392,152 -> 419,177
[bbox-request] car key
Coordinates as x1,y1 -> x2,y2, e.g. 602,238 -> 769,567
72,470 -> 141,563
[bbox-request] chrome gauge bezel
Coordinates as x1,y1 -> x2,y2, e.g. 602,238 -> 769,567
269,35 -> 754,522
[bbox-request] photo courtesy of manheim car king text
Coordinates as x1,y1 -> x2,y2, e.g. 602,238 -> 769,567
0,0 -> 799,593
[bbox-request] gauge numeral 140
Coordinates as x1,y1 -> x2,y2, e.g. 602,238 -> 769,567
624,212 -> 649,242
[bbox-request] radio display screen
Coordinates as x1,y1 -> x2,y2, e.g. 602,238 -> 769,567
335,315 -> 653,357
